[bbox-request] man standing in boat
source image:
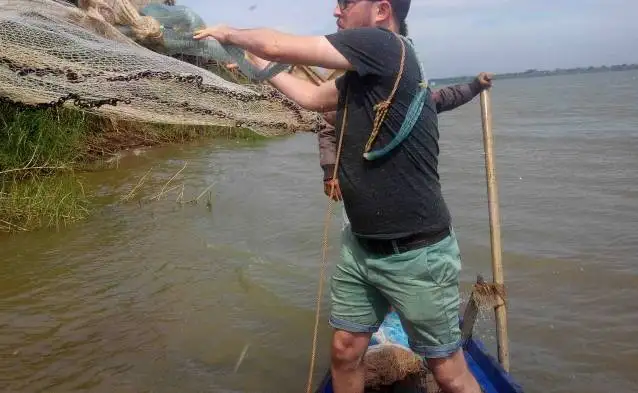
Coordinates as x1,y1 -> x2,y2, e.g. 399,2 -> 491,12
194,1 -> 484,392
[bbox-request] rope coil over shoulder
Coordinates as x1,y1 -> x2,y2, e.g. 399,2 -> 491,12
363,34 -> 430,161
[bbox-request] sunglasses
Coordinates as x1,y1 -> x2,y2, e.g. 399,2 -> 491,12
337,0 -> 380,11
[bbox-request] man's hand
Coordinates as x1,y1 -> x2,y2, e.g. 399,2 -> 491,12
324,178 -> 342,201
225,51 -> 270,73
475,72 -> 494,90
193,25 -> 235,43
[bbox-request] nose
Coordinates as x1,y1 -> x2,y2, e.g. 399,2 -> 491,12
333,4 -> 342,18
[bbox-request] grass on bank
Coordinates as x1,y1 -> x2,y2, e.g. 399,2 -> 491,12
0,174 -> 90,232
0,103 -> 265,233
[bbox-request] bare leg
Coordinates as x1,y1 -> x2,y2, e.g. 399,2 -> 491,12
330,329 -> 372,393
426,349 -> 482,393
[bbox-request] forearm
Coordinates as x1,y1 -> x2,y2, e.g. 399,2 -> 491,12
432,79 -> 482,113
267,72 -> 334,112
226,28 -> 294,62
318,124 -> 337,180
224,29 -> 337,111
224,27 -> 351,71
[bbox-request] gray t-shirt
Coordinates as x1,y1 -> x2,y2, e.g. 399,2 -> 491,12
324,26 -> 451,240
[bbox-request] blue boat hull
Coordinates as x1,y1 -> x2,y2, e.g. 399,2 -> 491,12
315,312 -> 523,393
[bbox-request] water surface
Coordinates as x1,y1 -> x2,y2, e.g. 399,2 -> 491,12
1,70 -> 637,393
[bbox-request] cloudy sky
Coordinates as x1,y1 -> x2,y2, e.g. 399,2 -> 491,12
179,0 -> 637,78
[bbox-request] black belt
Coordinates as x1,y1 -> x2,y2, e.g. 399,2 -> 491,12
355,227 -> 450,256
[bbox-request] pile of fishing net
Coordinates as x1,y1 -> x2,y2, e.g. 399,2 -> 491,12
364,344 -> 426,390
363,312 -> 441,392
0,0 -> 324,137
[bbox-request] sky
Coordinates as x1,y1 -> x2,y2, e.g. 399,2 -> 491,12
179,0 -> 638,79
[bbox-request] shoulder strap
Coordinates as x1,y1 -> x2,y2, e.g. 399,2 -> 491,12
400,36 -> 428,88
363,34 -> 431,161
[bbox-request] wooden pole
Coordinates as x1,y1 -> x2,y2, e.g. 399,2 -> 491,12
479,88 -> 510,372
460,275 -> 485,343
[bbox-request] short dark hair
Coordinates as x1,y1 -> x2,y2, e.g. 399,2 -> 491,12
390,0 -> 411,24
399,19 -> 408,36
389,0 -> 410,36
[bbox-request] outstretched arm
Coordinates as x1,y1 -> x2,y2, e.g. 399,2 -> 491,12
193,26 -> 348,112
194,26 -> 408,111
432,72 -> 493,113
193,26 -> 353,72
432,82 -> 481,113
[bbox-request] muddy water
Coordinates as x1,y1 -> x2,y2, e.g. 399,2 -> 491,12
2,70 -> 638,393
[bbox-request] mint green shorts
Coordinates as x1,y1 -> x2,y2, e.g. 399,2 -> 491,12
329,226 -> 463,359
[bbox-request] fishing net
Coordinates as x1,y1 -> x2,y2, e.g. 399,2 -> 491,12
364,344 -> 424,388
363,312 -> 442,392
0,0 -> 324,137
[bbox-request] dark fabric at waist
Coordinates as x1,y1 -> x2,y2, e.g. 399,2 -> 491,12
354,227 -> 450,256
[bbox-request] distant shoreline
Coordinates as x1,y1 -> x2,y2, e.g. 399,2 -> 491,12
429,63 -> 638,86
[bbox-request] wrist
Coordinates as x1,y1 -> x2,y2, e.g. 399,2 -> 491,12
322,164 -> 335,181
470,78 -> 483,95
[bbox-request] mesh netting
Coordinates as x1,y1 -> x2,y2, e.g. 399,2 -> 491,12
364,344 -> 442,392
364,344 -> 425,388
138,3 -> 292,81
0,0 -> 324,136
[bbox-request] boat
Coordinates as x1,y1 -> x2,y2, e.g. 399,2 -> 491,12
314,310 -> 524,393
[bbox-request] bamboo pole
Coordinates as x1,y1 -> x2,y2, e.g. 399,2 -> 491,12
479,88 -> 510,372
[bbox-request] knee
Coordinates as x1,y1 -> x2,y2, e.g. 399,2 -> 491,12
433,371 -> 467,393
331,331 -> 368,371
427,350 -> 478,393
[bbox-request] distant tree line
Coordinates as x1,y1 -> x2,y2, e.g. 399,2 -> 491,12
431,63 -> 638,86
63,0 -> 176,6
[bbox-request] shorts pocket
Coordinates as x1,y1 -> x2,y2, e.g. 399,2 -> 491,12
425,235 -> 461,288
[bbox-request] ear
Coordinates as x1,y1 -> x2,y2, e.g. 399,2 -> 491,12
375,1 -> 393,23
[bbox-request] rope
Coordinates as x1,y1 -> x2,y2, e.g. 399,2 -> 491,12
363,35 -> 406,156
363,81 -> 428,160
363,35 -> 431,161
305,87 -> 350,393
